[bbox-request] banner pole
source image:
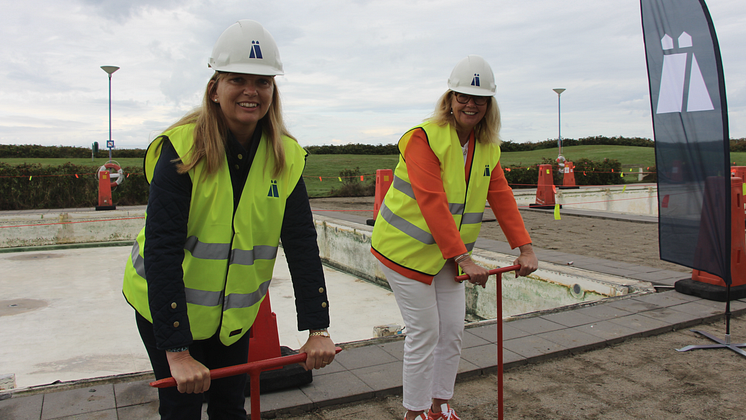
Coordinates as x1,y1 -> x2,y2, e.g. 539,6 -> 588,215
497,271 -> 504,420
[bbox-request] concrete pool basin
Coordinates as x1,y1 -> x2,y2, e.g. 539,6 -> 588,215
0,205 -> 656,324
313,215 -> 656,321
0,206 -> 657,390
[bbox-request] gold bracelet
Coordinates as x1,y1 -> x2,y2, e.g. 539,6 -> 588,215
454,253 -> 470,264
309,330 -> 330,338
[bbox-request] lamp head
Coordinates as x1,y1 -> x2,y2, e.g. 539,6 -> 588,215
101,66 -> 120,75
553,88 -> 566,95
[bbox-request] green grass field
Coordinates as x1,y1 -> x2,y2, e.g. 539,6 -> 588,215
302,155 -> 399,197
501,145 -> 746,169
500,145 -> 657,168
5,145 -> 746,197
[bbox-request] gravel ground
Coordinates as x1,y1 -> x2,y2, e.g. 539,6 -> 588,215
294,196 -> 744,420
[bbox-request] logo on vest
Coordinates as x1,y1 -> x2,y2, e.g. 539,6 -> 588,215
250,41 -> 263,59
267,180 -> 279,198
656,32 -> 714,114
483,165 -> 490,176
471,73 -> 480,87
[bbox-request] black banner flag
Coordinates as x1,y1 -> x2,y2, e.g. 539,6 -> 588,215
640,0 -> 731,284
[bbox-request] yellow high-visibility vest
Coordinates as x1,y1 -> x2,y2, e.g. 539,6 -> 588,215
371,121 -> 500,277
122,124 -> 306,345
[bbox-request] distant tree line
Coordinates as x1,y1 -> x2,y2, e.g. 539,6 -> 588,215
2,136 -> 746,158
304,135 -> 746,154
304,143 -> 399,155
499,135 -> 655,152
0,144 -> 146,159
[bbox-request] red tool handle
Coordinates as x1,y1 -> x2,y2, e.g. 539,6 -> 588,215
150,347 -> 343,388
454,264 -> 519,420
455,264 -> 521,282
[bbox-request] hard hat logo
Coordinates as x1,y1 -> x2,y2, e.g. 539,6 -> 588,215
471,73 -> 480,87
250,41 -> 263,59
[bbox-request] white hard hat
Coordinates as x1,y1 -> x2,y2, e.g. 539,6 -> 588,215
447,55 -> 496,96
208,20 -> 284,76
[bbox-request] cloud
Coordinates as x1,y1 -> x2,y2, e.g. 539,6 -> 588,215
0,0 -> 743,149
79,0 -> 184,22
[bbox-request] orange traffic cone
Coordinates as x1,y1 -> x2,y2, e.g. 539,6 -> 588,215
730,166 -> 746,180
96,162 -> 122,211
248,295 -> 282,363
245,294 -> 312,395
676,176 -> 746,301
560,161 -> 579,189
367,169 -> 394,226
96,169 -> 115,210
529,164 -> 557,209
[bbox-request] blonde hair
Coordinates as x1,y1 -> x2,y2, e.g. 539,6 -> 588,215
168,71 -> 295,177
429,90 -> 501,145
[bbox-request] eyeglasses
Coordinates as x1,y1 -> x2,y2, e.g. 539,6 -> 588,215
454,92 -> 489,106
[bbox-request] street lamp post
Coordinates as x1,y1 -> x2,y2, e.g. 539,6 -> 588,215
552,88 -> 566,161
101,66 -> 119,162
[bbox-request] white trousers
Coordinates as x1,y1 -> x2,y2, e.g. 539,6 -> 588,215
379,261 -> 465,411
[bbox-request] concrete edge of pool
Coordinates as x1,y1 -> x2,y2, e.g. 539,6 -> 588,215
312,214 -> 657,321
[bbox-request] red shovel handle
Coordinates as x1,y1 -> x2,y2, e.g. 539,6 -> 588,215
455,264 -> 521,282
150,347 -> 342,388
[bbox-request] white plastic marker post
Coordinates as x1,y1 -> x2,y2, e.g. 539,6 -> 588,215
455,264 -> 520,420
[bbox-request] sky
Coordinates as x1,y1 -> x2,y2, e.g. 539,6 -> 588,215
1,0 -> 744,150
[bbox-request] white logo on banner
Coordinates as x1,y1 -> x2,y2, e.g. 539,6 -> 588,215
656,32 -> 714,114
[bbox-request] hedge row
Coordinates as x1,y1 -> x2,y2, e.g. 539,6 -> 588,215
730,139 -> 746,152
0,163 -> 148,210
1,156 -> 628,210
503,158 -> 625,188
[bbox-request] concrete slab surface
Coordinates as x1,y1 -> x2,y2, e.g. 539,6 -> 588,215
2,206 -> 746,420
0,246 -> 404,390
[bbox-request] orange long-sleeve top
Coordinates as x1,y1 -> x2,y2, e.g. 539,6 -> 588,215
401,127 -> 531,261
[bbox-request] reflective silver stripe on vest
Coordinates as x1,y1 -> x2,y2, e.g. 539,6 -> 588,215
184,236 -> 231,260
380,201 -> 436,245
185,288 -> 224,307
395,176 -> 465,217
223,279 -> 271,311
449,203 -> 465,216
465,242 -> 476,252
462,212 -> 484,224
393,175 -> 416,200
229,245 -> 278,266
130,240 -> 146,279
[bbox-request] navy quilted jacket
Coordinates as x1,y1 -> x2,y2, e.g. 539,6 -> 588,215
143,130 -> 329,350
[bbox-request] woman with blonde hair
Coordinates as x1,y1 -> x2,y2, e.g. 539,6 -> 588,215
371,55 -> 538,420
123,20 -> 335,419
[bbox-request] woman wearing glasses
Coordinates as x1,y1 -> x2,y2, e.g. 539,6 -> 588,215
371,55 -> 538,420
